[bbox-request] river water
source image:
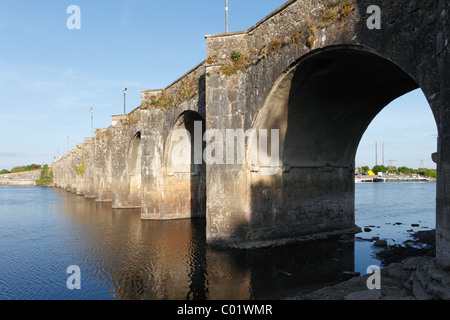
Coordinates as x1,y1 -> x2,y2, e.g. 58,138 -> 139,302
0,183 -> 436,300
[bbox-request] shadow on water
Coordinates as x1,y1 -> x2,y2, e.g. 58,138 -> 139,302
50,188 -> 359,300
209,239 -> 356,300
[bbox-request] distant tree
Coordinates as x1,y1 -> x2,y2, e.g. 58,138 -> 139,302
418,168 -> 437,178
398,166 -> 413,174
428,169 -> 437,178
361,166 -> 370,174
10,164 -> 41,173
386,166 -> 398,174
36,164 -> 52,185
372,165 -> 387,173
0,169 -> 10,174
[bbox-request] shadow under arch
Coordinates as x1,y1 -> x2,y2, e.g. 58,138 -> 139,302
162,110 -> 207,219
127,131 -> 142,207
245,44 -> 435,243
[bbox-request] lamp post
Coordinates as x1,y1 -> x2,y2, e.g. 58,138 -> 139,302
123,88 -> 127,114
225,0 -> 228,33
90,107 -> 94,138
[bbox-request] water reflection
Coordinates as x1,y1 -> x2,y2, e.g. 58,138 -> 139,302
56,189 -> 205,299
0,184 -> 436,300
53,189 -> 356,300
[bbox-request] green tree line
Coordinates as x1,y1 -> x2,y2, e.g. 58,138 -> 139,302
1,164 -> 42,174
357,165 -> 437,178
1,164 -> 53,185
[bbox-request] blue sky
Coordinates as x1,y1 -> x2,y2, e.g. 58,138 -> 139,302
0,0 -> 437,171
355,89 -> 437,170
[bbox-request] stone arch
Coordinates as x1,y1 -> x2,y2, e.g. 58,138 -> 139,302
245,44 -> 436,242
160,110 -> 206,219
249,44 -> 422,166
165,111 -> 206,175
129,131 -> 142,175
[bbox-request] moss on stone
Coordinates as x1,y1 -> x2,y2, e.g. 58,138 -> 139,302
75,155 -> 85,177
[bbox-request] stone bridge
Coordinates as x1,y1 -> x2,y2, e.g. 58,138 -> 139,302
52,0 -> 450,266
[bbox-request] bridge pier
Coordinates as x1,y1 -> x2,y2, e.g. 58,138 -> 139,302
140,65 -> 207,220
436,122 -> 450,266
93,128 -> 112,202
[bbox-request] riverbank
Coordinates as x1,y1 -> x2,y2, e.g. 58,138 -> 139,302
0,180 -> 36,186
0,169 -> 41,186
284,229 -> 450,300
355,174 -> 436,183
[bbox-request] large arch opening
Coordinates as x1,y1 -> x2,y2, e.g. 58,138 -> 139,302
246,45 -> 436,244
164,110 -> 206,219
353,88 -> 437,270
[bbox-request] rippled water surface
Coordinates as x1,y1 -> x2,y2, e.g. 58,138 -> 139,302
0,183 -> 436,300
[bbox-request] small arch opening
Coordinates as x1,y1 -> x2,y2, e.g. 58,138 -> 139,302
128,131 -> 142,206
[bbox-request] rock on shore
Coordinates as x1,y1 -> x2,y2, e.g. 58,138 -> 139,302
286,229 -> 449,300
290,256 -> 450,300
